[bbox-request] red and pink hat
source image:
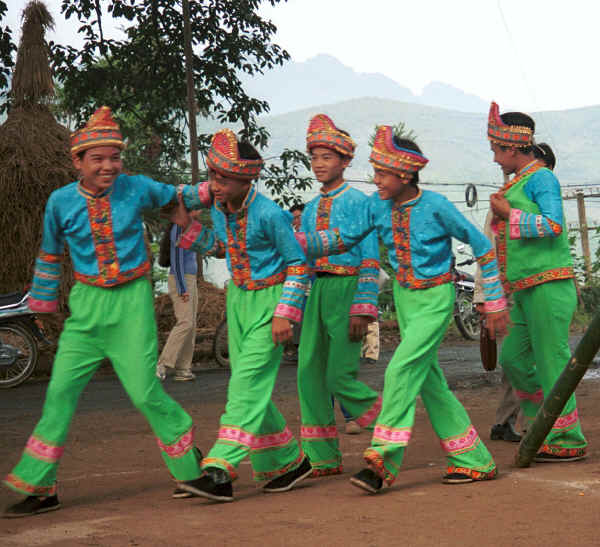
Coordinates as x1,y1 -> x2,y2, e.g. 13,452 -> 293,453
306,114 -> 355,158
487,101 -> 533,148
207,129 -> 264,180
369,125 -> 428,178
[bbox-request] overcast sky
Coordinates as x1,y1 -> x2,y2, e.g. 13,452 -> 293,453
4,0 -> 600,112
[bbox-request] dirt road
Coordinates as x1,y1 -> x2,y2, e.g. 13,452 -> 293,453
1,339 -> 599,546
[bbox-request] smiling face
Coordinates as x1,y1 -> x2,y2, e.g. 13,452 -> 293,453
373,168 -> 415,203
73,146 -> 123,194
309,146 -> 350,190
208,168 -> 251,208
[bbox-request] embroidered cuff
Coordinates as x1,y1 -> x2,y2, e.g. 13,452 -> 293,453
178,221 -> 204,250
484,297 -> 507,313
274,303 -> 303,323
349,303 -> 378,319
28,297 -> 58,313
509,208 -> 522,239
181,181 -> 212,209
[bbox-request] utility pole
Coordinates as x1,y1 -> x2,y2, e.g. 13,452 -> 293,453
182,0 -> 198,184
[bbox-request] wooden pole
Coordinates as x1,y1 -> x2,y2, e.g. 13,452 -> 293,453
182,0 -> 199,184
515,310 -> 600,467
575,192 -> 592,282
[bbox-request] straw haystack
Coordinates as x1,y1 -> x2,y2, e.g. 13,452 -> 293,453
0,1 -> 76,302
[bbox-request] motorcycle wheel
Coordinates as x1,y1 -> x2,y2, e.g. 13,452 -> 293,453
212,319 -> 229,368
0,322 -> 39,388
454,291 -> 481,341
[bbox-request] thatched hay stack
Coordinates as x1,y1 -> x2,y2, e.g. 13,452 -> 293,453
0,1 -> 76,301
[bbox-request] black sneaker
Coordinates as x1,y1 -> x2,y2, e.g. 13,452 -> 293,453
172,487 -> 194,499
178,467 -> 234,502
263,457 -> 312,493
349,468 -> 382,494
3,495 -> 61,518
490,423 -> 521,442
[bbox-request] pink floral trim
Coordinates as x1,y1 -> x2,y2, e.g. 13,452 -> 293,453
349,303 -> 378,319
157,427 -> 194,458
553,408 -> 579,430
25,435 -> 64,463
218,425 -> 294,450
4,474 -> 57,496
372,424 -> 411,445
274,303 -> 302,323
515,388 -> 544,404
178,221 -> 204,250
509,208 -> 522,239
300,425 -> 338,440
197,181 -> 212,207
27,298 -> 58,313
484,296 -> 507,313
440,425 -> 480,455
294,232 -> 307,254
355,395 -> 383,428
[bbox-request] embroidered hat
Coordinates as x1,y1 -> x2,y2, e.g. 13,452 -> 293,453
306,114 -> 355,158
70,106 -> 126,155
207,129 -> 264,180
369,125 -> 428,178
487,102 -> 534,148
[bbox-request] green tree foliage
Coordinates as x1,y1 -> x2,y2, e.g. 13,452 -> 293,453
0,0 -> 17,109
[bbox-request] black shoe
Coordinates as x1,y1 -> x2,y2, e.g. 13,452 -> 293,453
263,457 -> 312,493
490,423 -> 522,442
349,468 -> 382,494
172,487 -> 194,499
442,472 -> 475,484
178,467 -> 233,502
3,495 -> 61,518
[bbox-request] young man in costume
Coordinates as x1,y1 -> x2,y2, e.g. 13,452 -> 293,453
172,129 -> 312,502
298,114 -> 381,477
3,107 -> 203,518
296,125 -> 510,493
487,103 -> 587,461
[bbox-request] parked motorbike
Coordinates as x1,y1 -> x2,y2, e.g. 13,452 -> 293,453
452,247 -> 480,341
0,292 -> 49,388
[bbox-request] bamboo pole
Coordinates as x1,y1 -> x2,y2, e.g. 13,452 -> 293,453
576,192 -> 593,282
515,310 -> 600,467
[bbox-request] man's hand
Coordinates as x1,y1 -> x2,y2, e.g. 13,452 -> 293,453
490,192 -> 511,220
171,194 -> 192,229
349,316 -> 370,342
485,309 -> 511,340
180,292 -> 190,303
272,316 -> 293,345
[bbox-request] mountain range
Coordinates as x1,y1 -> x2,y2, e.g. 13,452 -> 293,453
240,54 -> 490,116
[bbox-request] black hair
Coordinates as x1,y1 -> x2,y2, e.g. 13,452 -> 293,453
237,141 -> 262,161
534,142 -> 556,170
392,136 -> 422,187
289,203 -> 305,213
498,112 -> 535,154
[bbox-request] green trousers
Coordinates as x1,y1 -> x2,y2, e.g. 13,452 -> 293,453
4,278 -> 201,497
202,282 -> 303,482
298,276 -> 381,474
500,279 -> 586,455
365,282 -> 496,485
